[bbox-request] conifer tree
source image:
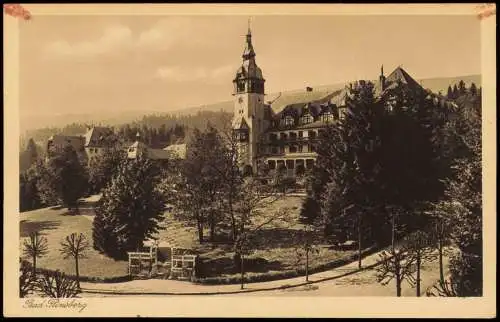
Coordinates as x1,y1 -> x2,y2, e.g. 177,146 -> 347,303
92,156 -> 164,259
37,145 -> 88,211
452,84 -> 459,99
446,85 -> 453,99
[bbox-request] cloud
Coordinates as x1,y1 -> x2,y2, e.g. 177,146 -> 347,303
43,17 -> 208,59
44,25 -> 133,57
155,64 -> 234,83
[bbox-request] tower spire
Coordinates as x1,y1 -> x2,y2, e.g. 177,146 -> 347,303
381,64 -> 384,76
242,18 -> 255,60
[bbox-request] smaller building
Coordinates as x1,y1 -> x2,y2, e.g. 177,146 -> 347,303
127,133 -> 173,160
84,126 -> 115,162
46,134 -> 85,158
163,143 -> 187,160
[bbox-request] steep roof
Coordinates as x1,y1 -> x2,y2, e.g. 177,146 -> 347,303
84,126 -> 113,147
163,143 -> 187,159
384,66 -> 423,91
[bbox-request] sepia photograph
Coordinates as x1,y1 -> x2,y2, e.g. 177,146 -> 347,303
4,3 -> 496,318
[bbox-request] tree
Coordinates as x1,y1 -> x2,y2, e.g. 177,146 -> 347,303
20,161 -> 44,212
93,156 -> 164,259
446,85 -> 453,99
59,233 -> 90,289
375,210 -> 416,297
452,84 -> 459,99
22,231 -> 49,276
36,270 -> 80,298
232,178 -> 292,289
37,145 -> 89,211
405,230 -> 437,296
458,80 -> 467,96
19,259 -> 37,298
294,222 -> 321,282
316,81 -> 386,264
20,138 -> 39,172
87,146 -> 126,194
173,125 -> 227,243
469,82 -> 478,96
439,91 -> 482,296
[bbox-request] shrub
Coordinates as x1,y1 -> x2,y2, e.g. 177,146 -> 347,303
36,270 -> 81,298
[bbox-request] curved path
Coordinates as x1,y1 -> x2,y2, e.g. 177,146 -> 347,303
80,249 -> 449,297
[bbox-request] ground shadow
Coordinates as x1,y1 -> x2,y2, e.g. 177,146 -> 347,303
20,220 -> 61,237
249,228 -> 302,250
198,256 -> 284,277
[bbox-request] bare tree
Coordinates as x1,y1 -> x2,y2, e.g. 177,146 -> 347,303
294,222 -> 321,282
36,270 -> 80,298
59,233 -> 89,289
376,210 -> 415,297
404,230 -> 438,296
233,178 -> 293,289
22,231 -> 49,276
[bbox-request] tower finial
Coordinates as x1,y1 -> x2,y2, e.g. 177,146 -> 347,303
248,17 -> 251,35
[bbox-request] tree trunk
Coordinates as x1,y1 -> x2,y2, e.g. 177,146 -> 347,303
75,256 -> 80,289
197,220 -> 204,244
32,255 -> 37,277
416,251 -> 421,297
396,275 -> 402,297
438,239 -> 444,283
209,211 -> 216,242
358,214 -> 362,269
240,253 -> 245,290
395,258 -> 402,297
305,247 -> 309,282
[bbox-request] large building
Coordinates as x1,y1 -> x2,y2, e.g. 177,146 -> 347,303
231,26 -> 443,178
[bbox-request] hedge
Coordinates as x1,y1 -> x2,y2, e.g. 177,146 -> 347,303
192,246 -> 380,285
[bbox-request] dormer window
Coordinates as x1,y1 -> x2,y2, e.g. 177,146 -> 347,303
282,115 -> 295,127
322,112 -> 334,123
301,113 -> 313,125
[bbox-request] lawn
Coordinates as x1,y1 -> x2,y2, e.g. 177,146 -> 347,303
19,205 -> 129,279
20,195 -> 359,281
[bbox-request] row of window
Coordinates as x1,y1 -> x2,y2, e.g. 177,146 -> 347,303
277,111 -> 337,127
268,159 -> 315,170
268,144 -> 316,155
269,129 -> 324,142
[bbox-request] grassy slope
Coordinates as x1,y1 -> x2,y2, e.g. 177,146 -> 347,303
20,207 -> 128,278
20,195 -> 356,280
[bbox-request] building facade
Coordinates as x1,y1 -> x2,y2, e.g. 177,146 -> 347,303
230,27 -> 441,178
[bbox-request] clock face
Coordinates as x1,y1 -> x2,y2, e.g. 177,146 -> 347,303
238,97 -> 244,104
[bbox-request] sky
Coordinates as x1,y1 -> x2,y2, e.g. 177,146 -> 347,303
19,14 -> 481,119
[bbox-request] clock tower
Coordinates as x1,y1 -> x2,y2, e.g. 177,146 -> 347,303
232,23 -> 266,174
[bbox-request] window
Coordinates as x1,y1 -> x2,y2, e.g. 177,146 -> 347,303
322,112 -> 334,123
308,131 -> 317,139
289,132 -> 297,140
301,113 -> 313,124
268,160 -> 276,169
298,145 -> 303,153
280,133 -> 288,141
279,146 -> 285,154
286,160 -> 295,170
284,115 -> 295,126
269,133 -> 277,142
298,131 -> 303,138
289,145 -> 298,153
271,147 -> 278,154
306,159 -> 315,169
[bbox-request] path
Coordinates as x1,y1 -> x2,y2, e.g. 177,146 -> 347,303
80,248 -> 450,297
